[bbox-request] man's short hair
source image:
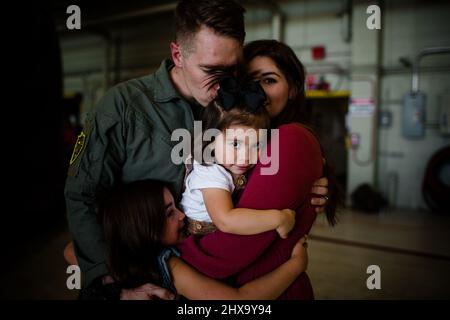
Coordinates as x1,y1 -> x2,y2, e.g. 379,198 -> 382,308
175,0 -> 246,50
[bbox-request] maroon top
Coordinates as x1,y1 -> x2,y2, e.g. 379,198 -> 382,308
177,123 -> 323,299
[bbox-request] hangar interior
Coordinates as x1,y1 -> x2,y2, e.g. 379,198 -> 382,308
1,0 -> 449,299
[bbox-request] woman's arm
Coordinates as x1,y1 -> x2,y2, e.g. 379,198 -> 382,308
171,237 -> 308,300
201,188 -> 295,237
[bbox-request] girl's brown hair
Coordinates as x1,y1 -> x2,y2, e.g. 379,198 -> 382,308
100,180 -> 168,288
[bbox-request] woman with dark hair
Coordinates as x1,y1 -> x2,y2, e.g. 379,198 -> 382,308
244,40 -> 308,129
243,40 -> 339,224
177,40 -> 338,300
101,179 -> 308,299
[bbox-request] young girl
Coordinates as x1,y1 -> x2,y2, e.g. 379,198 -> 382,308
180,76 -> 296,237
102,179 -> 308,299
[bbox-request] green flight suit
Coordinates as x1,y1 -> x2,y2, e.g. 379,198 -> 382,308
64,59 -> 199,287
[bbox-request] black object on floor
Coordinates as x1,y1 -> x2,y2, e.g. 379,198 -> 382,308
351,183 -> 388,213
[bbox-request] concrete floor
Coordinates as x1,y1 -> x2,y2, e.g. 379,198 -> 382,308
308,208 -> 450,299
1,207 -> 449,300
0,222 -> 78,300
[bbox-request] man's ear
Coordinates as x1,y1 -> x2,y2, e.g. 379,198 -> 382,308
170,42 -> 183,68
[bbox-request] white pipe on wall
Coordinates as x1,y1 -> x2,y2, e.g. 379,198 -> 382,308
271,12 -> 283,41
411,46 -> 450,93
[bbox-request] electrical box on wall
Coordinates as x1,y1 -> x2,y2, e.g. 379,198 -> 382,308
379,110 -> 392,128
402,91 -> 426,139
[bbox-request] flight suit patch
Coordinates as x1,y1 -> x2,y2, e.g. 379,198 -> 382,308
67,117 -> 93,177
70,131 -> 86,165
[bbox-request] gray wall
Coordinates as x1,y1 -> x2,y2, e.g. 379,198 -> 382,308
378,1 -> 450,209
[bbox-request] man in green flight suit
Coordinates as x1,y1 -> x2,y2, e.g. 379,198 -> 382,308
65,0 -> 246,300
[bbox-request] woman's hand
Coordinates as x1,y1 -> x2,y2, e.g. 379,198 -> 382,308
276,209 -> 296,239
290,235 -> 308,273
310,177 -> 329,213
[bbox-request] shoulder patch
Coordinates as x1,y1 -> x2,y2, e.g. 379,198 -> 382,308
70,131 -> 86,165
67,116 -> 94,178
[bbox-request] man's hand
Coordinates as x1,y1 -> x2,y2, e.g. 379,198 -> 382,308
120,283 -> 176,300
310,177 -> 329,214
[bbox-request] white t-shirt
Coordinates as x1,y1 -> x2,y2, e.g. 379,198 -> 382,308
180,160 -> 235,223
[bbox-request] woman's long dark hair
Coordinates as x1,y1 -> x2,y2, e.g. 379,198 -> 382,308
244,40 -> 339,226
100,180 -> 168,288
243,40 -> 308,129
